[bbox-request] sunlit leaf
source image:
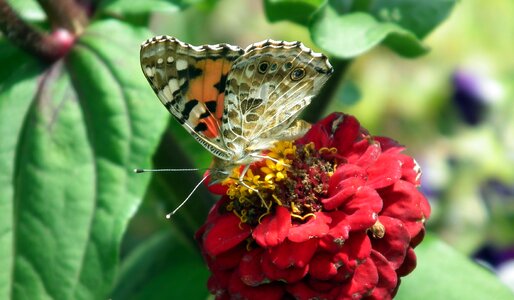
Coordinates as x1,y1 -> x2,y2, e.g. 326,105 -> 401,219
0,20 -> 168,299
397,234 -> 514,299
310,4 -> 427,58
369,0 -> 456,39
264,0 -> 324,25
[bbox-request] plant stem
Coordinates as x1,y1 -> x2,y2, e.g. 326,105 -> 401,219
303,58 -> 351,123
36,0 -> 89,34
0,0 -> 63,61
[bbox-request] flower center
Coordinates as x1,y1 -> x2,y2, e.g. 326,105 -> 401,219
221,141 -> 337,225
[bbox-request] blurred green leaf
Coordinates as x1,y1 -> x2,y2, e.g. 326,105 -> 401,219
98,0 -> 210,16
264,0 -> 324,25
369,0 -> 456,39
113,229 -> 209,300
99,0 -> 182,16
337,81 -> 361,106
0,19 -> 167,299
396,233 -> 514,299
310,4 -> 428,58
9,0 -> 46,22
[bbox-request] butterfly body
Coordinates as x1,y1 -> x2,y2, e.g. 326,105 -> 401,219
140,36 -> 333,182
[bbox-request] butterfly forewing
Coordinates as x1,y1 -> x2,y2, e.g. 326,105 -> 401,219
140,36 -> 244,159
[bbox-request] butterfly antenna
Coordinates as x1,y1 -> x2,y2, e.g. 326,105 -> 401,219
134,168 -> 202,173
165,174 -> 209,219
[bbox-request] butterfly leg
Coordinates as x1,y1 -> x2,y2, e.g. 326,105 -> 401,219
238,164 -> 257,191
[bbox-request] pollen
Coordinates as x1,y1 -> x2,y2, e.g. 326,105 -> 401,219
221,140 -> 336,226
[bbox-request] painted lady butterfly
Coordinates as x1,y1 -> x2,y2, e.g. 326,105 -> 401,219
140,36 -> 333,183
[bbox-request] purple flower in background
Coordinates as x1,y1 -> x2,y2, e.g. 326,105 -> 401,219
452,69 -> 503,125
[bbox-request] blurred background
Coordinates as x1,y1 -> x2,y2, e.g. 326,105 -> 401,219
124,0 -> 514,293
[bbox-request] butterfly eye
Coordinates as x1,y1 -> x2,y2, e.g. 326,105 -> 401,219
258,61 -> 269,74
290,67 -> 306,81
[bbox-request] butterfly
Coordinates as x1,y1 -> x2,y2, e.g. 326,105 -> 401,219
140,36 -> 333,184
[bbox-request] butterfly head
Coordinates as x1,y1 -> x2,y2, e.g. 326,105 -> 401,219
208,157 -> 237,185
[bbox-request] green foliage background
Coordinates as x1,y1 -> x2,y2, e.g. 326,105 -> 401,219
1,0 -> 513,299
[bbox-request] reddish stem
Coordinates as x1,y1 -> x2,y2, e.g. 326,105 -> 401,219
0,0 -> 79,62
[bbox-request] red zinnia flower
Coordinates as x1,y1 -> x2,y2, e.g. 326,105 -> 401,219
196,113 -> 430,300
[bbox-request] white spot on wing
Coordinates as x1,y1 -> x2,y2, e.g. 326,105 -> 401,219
167,56 -> 174,63
168,79 -> 179,93
145,66 -> 154,77
176,60 -> 187,70
162,86 -> 172,100
157,58 -> 163,64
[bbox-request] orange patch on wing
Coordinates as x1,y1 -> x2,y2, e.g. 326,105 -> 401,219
184,58 -> 233,139
202,116 -> 220,139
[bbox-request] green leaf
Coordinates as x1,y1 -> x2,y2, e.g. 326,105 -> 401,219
264,0 -> 324,25
0,44 -> 44,300
99,0 -> 181,15
396,234 -> 514,299
8,0 -> 46,22
113,229 -> 209,299
369,0 -> 456,39
98,0 -> 208,16
337,80 -> 361,106
1,19 -> 168,299
310,4 -> 428,58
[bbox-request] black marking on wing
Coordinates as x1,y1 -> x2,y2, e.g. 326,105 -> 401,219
182,99 -> 198,120
177,65 -> 203,80
194,122 -> 208,132
205,100 -> 217,113
213,73 -> 229,93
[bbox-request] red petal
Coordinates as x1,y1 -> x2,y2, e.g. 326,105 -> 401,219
332,114 -> 361,154
398,154 -> 421,186
203,214 -> 251,256
228,272 -> 285,300
239,249 -> 267,286
369,250 -> 398,300
211,244 -> 247,270
374,136 -> 404,154
268,238 -> 318,268
208,269 -> 231,296
262,251 -> 309,282
205,170 -> 229,195
327,164 -> 366,196
288,212 -> 331,243
396,247 -> 417,276
380,180 -> 430,238
309,252 -> 339,280
342,231 -> 372,262
371,216 -> 411,269
344,186 -> 383,216
331,233 -> 372,280
366,153 -> 403,189
322,180 -> 360,210
296,114 -> 340,149
349,141 -> 381,167
339,257 -> 379,299
320,211 -> 350,252
287,281 -> 339,300
253,206 -> 291,247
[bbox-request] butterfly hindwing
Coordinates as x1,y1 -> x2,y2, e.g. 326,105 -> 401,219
221,40 -> 333,153
140,36 -> 244,159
